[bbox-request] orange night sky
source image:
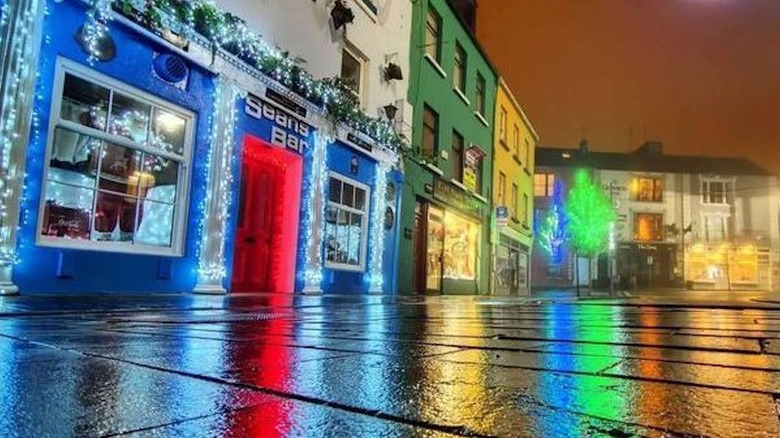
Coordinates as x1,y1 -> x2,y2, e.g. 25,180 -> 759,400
476,0 -> 780,174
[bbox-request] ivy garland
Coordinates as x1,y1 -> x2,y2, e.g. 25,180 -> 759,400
101,0 -> 405,152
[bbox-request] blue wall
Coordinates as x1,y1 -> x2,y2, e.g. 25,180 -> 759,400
15,0 -> 215,293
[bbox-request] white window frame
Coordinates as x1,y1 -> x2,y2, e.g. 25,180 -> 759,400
702,214 -> 729,242
37,58 -> 195,257
341,43 -> 367,106
701,178 -> 733,205
324,172 -> 371,272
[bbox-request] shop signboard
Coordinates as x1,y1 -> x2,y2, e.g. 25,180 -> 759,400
433,177 -> 483,219
496,206 -> 509,227
463,145 -> 485,193
245,90 -> 313,154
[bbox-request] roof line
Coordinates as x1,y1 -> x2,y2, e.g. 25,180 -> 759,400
499,77 -> 540,141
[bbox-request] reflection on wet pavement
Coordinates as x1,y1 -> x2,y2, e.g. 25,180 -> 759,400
1,294 -> 780,437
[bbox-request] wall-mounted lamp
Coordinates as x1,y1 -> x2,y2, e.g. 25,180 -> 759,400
384,104 -> 398,121
384,62 -> 404,81
74,25 -> 116,62
331,0 -> 355,30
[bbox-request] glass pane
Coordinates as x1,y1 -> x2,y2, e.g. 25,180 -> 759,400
60,74 -> 109,131
324,206 -> 339,262
109,93 -> 150,144
328,178 -> 342,204
98,143 -> 142,196
443,211 -> 477,280
340,50 -> 361,94
150,107 -> 186,155
49,127 -> 100,185
93,191 -> 139,242
342,183 -> 355,208
41,182 -> 94,240
335,209 -> 350,264
347,213 -> 362,265
354,187 -> 366,211
135,199 -> 175,247
141,153 -> 179,204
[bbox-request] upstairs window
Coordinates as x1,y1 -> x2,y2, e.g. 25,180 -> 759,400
702,180 -> 732,205
523,193 -> 529,225
451,130 -> 464,182
340,44 -> 366,104
422,105 -> 439,160
40,60 -> 194,255
634,213 -> 664,242
475,73 -> 486,116
631,176 -> 663,202
511,183 -> 518,220
425,7 -> 442,63
498,172 -> 506,206
453,43 -> 467,92
534,173 -> 555,197
513,124 -> 520,158
325,174 -> 370,271
499,106 -> 508,144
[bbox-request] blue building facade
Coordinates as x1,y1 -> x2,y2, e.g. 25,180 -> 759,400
9,0 -> 403,295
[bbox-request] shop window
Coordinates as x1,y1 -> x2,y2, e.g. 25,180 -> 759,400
424,6 -> 441,63
702,180 -> 732,205
39,61 -> 193,255
453,43 -> 467,93
534,173 -> 555,197
422,104 -> 438,161
634,213 -> 664,242
511,183 -> 518,220
325,174 -> 370,271
497,172 -> 506,206
442,211 -> 479,280
630,176 -> 663,202
475,73 -> 486,116
340,44 -> 365,104
451,130 -> 464,182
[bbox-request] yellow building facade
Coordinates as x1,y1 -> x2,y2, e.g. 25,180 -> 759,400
491,78 -> 538,295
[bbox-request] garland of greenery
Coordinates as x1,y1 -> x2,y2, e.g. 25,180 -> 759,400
103,0 -> 405,152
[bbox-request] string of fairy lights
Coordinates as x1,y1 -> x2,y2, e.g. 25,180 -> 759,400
366,161 -> 390,293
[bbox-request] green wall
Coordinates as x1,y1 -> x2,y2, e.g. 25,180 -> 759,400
398,0 -> 498,295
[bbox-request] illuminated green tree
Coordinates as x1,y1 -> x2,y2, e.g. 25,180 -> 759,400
565,169 -> 616,257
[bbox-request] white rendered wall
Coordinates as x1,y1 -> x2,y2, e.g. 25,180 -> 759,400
213,0 -> 413,123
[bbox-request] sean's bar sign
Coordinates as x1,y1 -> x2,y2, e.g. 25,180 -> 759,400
245,91 -> 312,153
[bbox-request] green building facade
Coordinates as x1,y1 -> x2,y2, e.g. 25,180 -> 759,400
398,0 -> 498,295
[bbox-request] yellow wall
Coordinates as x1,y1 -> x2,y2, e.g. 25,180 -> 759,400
492,78 -> 538,246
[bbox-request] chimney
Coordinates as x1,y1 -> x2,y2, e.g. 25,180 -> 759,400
578,138 -> 590,154
636,141 -> 663,156
449,0 -> 477,34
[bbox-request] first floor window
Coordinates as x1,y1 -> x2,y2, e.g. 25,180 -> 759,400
39,60 -> 193,255
703,215 -> 728,242
325,174 -> 370,271
422,104 -> 438,160
497,172 -> 506,207
534,173 -> 555,197
451,131 -> 464,182
523,193 -> 529,225
634,213 -> 664,242
702,180 -> 732,205
631,176 -> 663,202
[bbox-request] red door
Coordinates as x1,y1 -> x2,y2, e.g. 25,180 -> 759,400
232,157 -> 278,292
232,136 -> 303,294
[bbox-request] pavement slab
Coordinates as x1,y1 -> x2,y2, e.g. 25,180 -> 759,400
2,293 -> 780,437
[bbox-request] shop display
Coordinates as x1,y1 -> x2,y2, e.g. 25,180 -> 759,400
442,211 -> 478,280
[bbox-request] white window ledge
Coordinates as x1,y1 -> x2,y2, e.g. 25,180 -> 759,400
424,54 -> 447,79
473,193 -> 488,203
474,111 -> 489,127
454,87 -> 471,106
451,178 -> 469,191
425,162 -> 444,175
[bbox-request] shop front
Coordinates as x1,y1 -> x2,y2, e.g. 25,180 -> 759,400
412,178 -> 484,295
14,0 -> 215,293
686,242 -> 772,290
494,233 -> 530,296
616,243 -> 679,289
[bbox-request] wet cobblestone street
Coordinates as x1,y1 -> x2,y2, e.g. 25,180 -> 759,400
1,293 -> 780,437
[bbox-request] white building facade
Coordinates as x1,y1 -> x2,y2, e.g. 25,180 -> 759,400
215,0 -> 414,137
535,143 -> 780,292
